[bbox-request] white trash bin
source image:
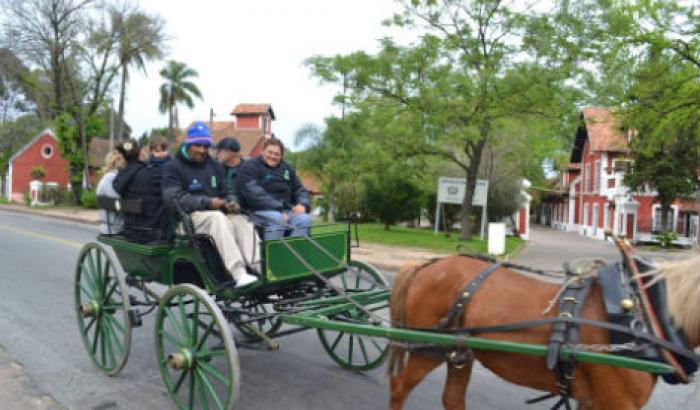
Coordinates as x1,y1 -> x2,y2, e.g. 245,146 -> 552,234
488,222 -> 506,255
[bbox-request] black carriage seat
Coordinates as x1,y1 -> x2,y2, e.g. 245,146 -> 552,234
97,196 -> 170,245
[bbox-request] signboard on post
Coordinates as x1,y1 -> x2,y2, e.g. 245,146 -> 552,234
434,177 -> 489,239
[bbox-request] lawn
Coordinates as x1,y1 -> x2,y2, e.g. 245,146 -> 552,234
314,222 -> 524,255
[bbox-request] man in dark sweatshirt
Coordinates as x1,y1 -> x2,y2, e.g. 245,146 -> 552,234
162,122 -> 258,287
236,138 -> 311,240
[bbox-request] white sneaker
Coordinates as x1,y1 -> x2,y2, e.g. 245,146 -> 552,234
235,271 -> 258,288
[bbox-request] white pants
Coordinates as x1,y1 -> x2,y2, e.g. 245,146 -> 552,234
189,211 -> 260,280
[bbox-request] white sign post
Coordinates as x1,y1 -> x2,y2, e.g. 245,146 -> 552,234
434,177 -> 489,239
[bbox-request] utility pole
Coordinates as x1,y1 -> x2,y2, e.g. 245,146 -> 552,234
209,108 -> 215,132
109,99 -> 114,151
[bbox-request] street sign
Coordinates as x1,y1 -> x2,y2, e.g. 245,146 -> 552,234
437,177 -> 488,205
435,177 -> 489,239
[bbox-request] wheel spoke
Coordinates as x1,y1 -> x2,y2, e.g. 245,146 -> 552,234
160,329 -> 186,349
99,319 -> 107,366
178,294 -> 193,344
83,317 -> 96,335
330,331 -> 344,351
354,271 -> 361,288
91,319 -> 101,355
347,335 -> 354,365
196,321 -> 216,351
86,251 -> 102,296
103,281 -> 119,303
81,264 -> 99,297
197,348 -> 226,359
78,282 -> 95,300
173,369 -> 188,394
103,315 -> 124,354
199,362 -> 230,386
358,337 -> 370,365
340,273 -> 348,289
188,366 -> 196,410
371,339 -> 384,354
196,370 -> 211,410
104,313 -> 126,335
102,321 -> 116,369
165,306 -> 189,343
196,367 -> 225,410
192,300 -> 200,345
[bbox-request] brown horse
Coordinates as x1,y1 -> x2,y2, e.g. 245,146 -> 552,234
388,254 -> 700,410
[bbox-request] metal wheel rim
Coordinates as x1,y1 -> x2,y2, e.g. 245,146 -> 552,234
155,284 -> 240,410
74,243 -> 132,376
317,260 -> 390,371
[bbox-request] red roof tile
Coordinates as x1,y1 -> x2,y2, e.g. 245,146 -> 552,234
231,103 -> 275,120
582,107 -> 628,152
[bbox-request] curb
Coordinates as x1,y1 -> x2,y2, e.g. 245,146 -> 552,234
0,204 -> 98,225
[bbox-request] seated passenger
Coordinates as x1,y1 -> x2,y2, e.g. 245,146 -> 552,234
162,122 -> 259,287
236,138 -> 312,240
148,135 -> 171,167
112,140 -> 172,244
96,149 -> 126,234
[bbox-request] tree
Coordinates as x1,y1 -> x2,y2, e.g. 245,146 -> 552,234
308,0 -> 581,239
159,60 -> 202,140
362,171 -> 424,230
112,4 -> 166,140
0,48 -> 33,122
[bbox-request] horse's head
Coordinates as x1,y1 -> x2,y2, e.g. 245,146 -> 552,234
657,255 -> 700,348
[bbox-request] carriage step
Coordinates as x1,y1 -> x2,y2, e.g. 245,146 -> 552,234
129,309 -> 143,327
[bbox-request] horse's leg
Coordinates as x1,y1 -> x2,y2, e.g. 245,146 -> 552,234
390,353 -> 442,410
442,360 -> 474,410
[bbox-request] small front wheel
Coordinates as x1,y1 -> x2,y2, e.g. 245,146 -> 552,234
317,260 -> 390,371
155,284 -> 240,410
74,243 -> 132,375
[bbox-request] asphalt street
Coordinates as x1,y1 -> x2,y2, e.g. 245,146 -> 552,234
0,210 -> 697,409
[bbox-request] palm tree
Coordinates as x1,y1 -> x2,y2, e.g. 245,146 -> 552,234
113,7 -> 166,140
158,60 -> 202,140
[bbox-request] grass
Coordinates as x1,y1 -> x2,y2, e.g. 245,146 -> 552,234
314,222 -> 525,255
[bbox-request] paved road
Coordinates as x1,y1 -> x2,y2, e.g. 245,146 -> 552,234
0,211 -> 697,409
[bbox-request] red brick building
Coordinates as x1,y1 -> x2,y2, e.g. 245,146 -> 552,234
7,129 -> 69,203
541,107 -> 699,245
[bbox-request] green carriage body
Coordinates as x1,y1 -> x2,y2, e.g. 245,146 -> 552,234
97,228 -> 350,290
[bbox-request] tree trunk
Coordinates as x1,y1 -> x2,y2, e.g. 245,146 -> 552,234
459,138 -> 488,240
660,199 -> 673,233
116,66 -> 128,141
384,223 -> 391,231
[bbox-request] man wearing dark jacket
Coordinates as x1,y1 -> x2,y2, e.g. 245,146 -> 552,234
236,138 -> 312,240
162,122 -> 258,287
216,137 -> 244,191
113,139 -> 172,244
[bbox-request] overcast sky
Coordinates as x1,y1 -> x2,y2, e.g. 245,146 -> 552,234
127,0 -> 406,148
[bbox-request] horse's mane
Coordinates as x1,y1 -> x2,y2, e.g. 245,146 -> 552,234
650,254 -> 700,347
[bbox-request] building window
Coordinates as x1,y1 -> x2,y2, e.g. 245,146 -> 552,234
583,204 -> 589,226
652,206 -> 675,233
607,178 -> 616,189
41,144 -> 54,159
584,163 -> 591,192
594,160 -> 600,192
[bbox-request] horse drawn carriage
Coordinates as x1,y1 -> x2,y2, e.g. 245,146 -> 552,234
74,198 -> 700,410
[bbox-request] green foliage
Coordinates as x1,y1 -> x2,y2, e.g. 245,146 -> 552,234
56,111 -> 106,201
361,172 -> 424,230
80,189 -> 98,209
159,60 -> 202,138
306,0 -> 582,239
654,231 -> 678,248
30,165 -> 45,179
23,190 -> 30,206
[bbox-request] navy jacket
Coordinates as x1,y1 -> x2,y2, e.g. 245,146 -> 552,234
113,161 -> 172,243
162,144 -> 235,213
236,155 -> 310,212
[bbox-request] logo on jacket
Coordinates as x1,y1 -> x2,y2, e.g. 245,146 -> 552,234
211,175 -> 217,187
188,178 -> 203,191
284,170 -> 290,180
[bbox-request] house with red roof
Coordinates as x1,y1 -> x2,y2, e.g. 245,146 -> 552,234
181,103 -> 276,158
541,107 -> 699,245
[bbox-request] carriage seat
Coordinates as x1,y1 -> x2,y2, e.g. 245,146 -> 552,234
97,196 -> 171,245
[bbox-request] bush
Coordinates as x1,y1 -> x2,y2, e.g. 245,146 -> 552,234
80,189 -> 98,208
23,190 -> 30,206
655,231 -> 678,247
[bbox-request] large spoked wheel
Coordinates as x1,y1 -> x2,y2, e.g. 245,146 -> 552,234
231,301 -> 283,341
155,284 -> 240,410
74,243 -> 132,376
317,260 -> 390,371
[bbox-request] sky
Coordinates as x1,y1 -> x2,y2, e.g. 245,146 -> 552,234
127,0 -> 406,149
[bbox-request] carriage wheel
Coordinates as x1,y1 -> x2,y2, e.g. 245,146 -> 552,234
74,243 -> 132,376
317,260 -> 390,371
155,284 -> 240,410
231,301 -> 283,341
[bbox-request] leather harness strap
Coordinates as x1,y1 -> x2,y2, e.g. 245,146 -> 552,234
437,262 -> 502,330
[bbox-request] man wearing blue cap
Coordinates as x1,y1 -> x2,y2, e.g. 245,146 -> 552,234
162,122 -> 259,287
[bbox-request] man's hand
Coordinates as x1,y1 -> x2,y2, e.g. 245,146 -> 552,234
223,201 -> 241,214
291,204 -> 306,215
210,197 -> 226,210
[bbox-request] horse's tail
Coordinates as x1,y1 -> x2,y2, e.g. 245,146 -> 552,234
387,260 -> 425,377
